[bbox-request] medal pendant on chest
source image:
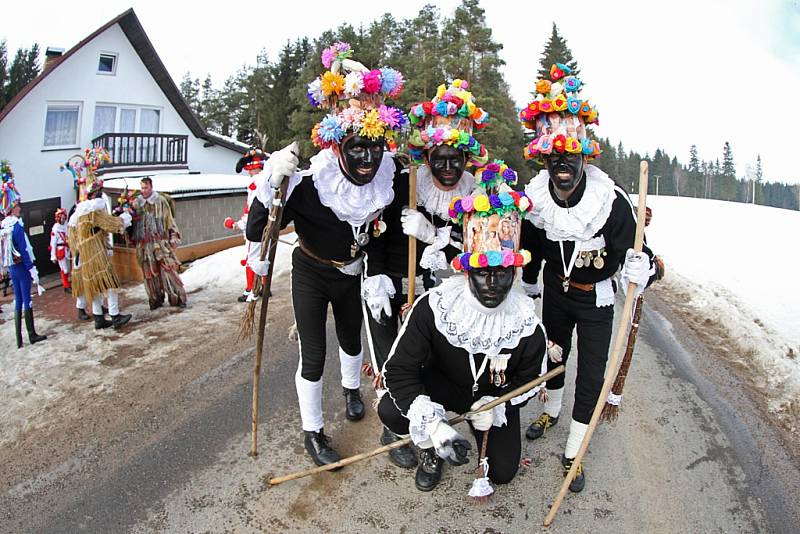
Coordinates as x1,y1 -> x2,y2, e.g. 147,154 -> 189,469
350,242 -> 360,258
575,255 -> 584,269
356,232 -> 370,247
472,383 -> 479,393
593,255 -> 605,269
562,277 -> 570,292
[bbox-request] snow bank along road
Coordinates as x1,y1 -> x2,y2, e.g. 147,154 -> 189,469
1,271 -> 798,532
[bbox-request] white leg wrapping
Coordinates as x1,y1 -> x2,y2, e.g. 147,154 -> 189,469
564,419 -> 589,459
76,295 -> 87,309
246,240 -> 263,264
107,290 -> 119,316
295,370 -> 324,432
91,295 -> 104,315
339,347 -> 362,390
543,387 -> 564,418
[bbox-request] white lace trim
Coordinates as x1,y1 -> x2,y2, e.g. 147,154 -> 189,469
429,276 -> 540,358
416,165 -> 476,220
406,395 -> 446,446
419,226 -> 451,271
310,148 -> 395,226
361,274 -> 396,299
524,164 -> 616,242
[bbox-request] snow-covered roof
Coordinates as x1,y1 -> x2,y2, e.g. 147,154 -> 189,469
206,131 -> 253,153
102,173 -> 250,198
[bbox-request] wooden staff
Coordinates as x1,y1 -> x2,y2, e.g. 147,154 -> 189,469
543,161 -> 649,527
600,294 -> 644,422
407,165 -> 418,306
268,365 -> 565,486
250,145 -> 297,457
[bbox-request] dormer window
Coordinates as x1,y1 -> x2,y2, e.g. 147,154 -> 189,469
98,53 -> 117,75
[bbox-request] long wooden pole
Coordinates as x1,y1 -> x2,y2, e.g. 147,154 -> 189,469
543,161 -> 649,527
250,149 -> 295,456
407,165 -> 418,306
268,365 -> 566,486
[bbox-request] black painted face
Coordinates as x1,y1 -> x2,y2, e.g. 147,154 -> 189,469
467,266 -> 515,309
337,135 -> 385,186
544,152 -> 585,192
427,144 -> 466,188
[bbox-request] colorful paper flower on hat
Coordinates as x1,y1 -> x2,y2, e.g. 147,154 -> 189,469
308,44 -> 407,149
475,160 -> 518,188
519,63 -> 601,163
406,79 -> 490,166
1,160 -> 22,214
321,42 -> 352,69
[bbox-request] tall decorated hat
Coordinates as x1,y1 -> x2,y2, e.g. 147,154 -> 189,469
407,80 -> 489,166
519,63 -> 601,163
1,160 -> 22,215
60,147 -> 111,202
307,42 -> 407,149
447,161 -> 533,271
236,147 -> 267,173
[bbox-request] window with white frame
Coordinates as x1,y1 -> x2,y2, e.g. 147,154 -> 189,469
91,105 -> 162,136
92,105 -> 117,137
43,103 -> 80,147
98,53 -> 117,75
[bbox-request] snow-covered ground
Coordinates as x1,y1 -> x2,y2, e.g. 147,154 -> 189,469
644,196 -> 799,421
0,236 -> 296,447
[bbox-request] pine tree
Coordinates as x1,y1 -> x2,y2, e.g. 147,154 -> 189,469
689,145 -> 699,172
179,73 -> 201,115
537,23 -> 580,80
0,40 -> 7,110
4,44 -> 40,104
722,142 -> 735,177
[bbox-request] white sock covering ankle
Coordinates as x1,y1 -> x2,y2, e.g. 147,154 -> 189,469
564,419 -> 589,459
295,370 -> 324,432
543,387 -> 564,418
339,347 -> 363,390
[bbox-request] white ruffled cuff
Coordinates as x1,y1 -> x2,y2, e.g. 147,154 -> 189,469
419,226 -> 451,271
361,274 -> 396,300
475,395 -> 508,428
406,395 -> 446,446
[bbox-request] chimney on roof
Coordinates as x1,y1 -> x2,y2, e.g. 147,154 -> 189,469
44,47 -> 65,70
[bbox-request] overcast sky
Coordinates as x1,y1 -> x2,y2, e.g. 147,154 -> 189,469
3,0 -> 799,183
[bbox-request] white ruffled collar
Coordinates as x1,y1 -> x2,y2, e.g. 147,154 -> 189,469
524,164 -> 615,242
416,165 -> 475,220
428,275 -> 540,358
1,216 -> 20,229
310,148 -> 395,227
74,197 -> 108,218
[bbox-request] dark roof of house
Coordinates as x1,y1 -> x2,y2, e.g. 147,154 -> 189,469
0,9 -> 242,154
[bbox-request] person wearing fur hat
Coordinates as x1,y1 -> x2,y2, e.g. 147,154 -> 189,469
1,160 -> 48,347
49,208 -> 72,293
377,169 -> 547,492
518,63 -> 659,492
246,43 -> 407,467
226,148 -> 267,302
130,177 -> 187,309
72,180 -> 133,330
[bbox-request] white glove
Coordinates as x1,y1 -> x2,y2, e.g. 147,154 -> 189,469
401,208 -> 436,244
366,294 -> 392,324
522,281 -> 541,299
119,211 -> 132,229
547,340 -> 564,363
29,266 -> 40,285
268,142 -> 300,188
468,397 -> 497,431
250,259 -> 270,276
429,419 -> 472,465
621,248 -> 650,296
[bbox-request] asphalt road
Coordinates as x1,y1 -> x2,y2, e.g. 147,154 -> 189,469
2,287 -> 798,533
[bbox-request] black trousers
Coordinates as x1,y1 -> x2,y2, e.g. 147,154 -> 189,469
366,272 -> 439,371
541,273 -> 614,424
378,368 -> 522,484
292,247 -> 363,382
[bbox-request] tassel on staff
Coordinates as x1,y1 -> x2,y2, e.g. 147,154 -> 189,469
468,430 -> 493,502
600,294 -> 644,422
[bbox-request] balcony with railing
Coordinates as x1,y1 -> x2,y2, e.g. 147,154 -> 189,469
92,133 -> 189,174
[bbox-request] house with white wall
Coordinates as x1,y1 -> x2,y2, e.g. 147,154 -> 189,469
0,8 -> 251,275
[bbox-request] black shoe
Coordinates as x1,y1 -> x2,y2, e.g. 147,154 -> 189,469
526,413 -> 558,440
14,310 -> 23,348
94,314 -> 113,330
149,302 -> 163,311
111,313 -> 132,329
415,448 -> 444,492
381,427 -> 417,469
343,387 -> 365,421
304,429 -> 341,467
237,293 -> 249,302
561,455 -> 586,493
64,287 -> 72,294
177,301 -> 186,308
77,308 -> 92,321
24,309 -> 47,344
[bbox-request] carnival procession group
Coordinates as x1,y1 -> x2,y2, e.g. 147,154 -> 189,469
1,43 -> 662,498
